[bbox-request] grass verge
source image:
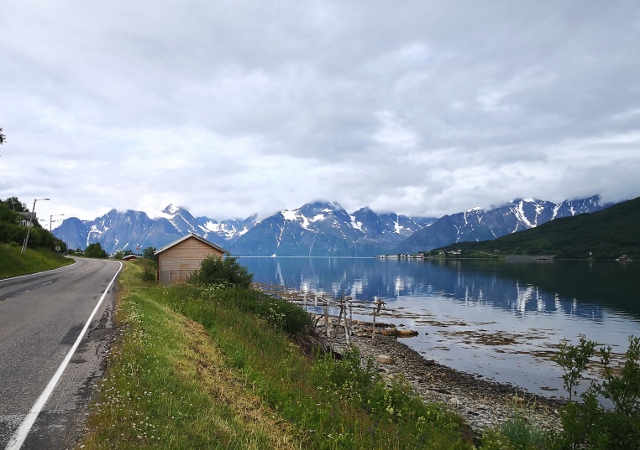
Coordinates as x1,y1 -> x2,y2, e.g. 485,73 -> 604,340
0,242 -> 73,279
81,260 -> 479,449
80,261 -> 297,449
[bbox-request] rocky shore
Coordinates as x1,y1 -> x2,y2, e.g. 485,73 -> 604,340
314,315 -> 566,435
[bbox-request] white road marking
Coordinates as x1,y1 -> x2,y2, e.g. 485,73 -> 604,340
4,262 -> 122,450
0,261 -> 76,284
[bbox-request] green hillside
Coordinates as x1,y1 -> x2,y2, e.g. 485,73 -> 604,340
0,196 -> 73,277
0,242 -> 73,279
430,196 -> 640,260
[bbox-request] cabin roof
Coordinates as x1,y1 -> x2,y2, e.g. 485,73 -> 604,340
154,233 -> 229,255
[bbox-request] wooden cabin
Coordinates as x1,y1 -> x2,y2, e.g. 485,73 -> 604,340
155,233 -> 228,285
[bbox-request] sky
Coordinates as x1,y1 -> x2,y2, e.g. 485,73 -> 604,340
1,1 -> 640,225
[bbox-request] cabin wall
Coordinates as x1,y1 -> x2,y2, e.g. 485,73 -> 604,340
158,237 -> 224,285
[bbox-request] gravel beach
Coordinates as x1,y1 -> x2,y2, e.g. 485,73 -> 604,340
314,315 -> 566,435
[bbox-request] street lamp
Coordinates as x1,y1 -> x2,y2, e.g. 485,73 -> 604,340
21,198 -> 50,254
50,213 -> 65,232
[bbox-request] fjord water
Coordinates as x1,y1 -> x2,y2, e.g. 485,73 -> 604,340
239,257 -> 640,398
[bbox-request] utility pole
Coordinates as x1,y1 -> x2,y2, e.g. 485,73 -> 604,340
22,198 -> 49,254
50,213 -> 65,232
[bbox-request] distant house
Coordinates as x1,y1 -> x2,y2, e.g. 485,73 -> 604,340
122,254 -> 139,261
155,233 -> 229,285
18,212 -> 37,227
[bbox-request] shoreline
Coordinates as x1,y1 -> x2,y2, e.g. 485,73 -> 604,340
314,314 -> 565,434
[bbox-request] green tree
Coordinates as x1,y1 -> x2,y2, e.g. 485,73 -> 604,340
85,242 -> 108,259
2,197 -> 27,213
0,201 -> 22,243
1,197 -> 60,248
0,201 -> 21,225
142,246 -> 158,261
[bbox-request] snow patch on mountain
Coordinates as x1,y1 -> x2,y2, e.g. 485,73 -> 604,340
512,201 -> 534,228
350,216 -> 363,231
156,203 -> 181,219
282,209 -> 298,221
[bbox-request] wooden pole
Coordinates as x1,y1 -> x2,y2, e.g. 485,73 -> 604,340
372,297 -> 377,342
334,301 -> 344,338
324,304 -> 330,337
343,300 -> 351,346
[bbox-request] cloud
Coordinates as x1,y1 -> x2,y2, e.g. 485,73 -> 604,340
1,0 -> 639,223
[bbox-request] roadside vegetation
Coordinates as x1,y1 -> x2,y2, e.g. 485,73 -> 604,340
80,257 -> 640,449
0,197 -> 66,252
0,196 -> 72,278
0,196 -> 118,265
430,195 -> 640,260
0,241 -> 73,279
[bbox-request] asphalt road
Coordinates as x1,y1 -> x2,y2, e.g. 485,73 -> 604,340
0,257 -> 122,449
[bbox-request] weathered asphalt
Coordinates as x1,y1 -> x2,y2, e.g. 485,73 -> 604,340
0,258 -> 121,449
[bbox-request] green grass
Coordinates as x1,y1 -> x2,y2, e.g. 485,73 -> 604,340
82,262 -> 298,449
0,242 -> 73,279
481,417 -> 550,450
81,261 -> 477,449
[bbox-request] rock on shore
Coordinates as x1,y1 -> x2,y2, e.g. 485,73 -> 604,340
314,315 -> 565,434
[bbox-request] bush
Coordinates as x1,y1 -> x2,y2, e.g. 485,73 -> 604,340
141,268 -> 156,282
190,255 -> 253,288
499,416 -> 549,449
198,286 -> 313,335
553,335 -> 640,449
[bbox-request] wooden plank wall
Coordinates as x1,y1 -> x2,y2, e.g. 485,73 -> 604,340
158,237 -> 224,285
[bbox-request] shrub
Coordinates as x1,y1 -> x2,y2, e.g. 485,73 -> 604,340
198,286 -> 313,335
553,335 -> 640,449
499,416 -> 549,449
190,255 -> 253,288
141,268 -> 156,282
554,334 -> 597,403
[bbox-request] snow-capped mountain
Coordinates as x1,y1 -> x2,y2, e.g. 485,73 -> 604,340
54,204 -> 257,254
54,196 -> 613,256
394,196 -> 612,254
225,201 -> 435,256
228,201 -> 434,256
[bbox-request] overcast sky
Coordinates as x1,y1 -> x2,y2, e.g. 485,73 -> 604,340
2,1 -> 639,224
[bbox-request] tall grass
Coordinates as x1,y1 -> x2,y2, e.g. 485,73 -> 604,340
154,283 -> 474,449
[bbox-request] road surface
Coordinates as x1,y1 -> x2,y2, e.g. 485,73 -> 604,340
0,258 -> 122,449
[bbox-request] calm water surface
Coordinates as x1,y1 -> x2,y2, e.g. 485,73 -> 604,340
239,257 -> 640,398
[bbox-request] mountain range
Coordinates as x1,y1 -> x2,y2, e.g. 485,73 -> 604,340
53,196 -> 613,256
433,195 -> 640,260
395,196 -> 610,254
